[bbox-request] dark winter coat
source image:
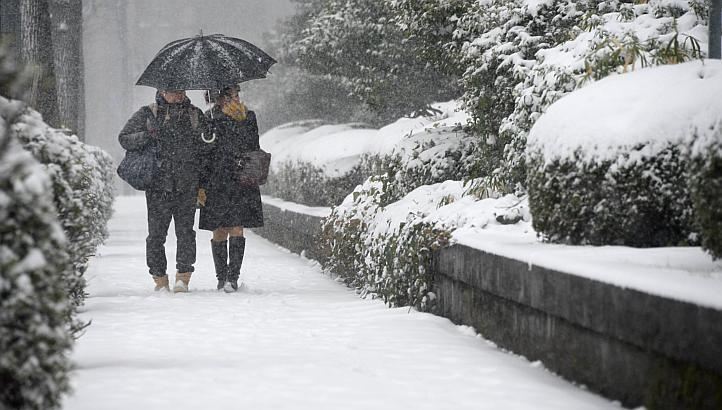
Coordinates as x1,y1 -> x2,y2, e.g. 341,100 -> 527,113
199,106 -> 264,230
118,95 -> 211,193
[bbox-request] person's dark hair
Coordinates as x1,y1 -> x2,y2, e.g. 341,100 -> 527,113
206,85 -> 239,104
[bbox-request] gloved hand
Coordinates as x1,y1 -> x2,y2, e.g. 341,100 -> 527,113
221,100 -> 247,122
146,118 -> 160,138
197,188 -> 207,207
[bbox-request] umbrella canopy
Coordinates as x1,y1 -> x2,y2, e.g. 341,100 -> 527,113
136,33 -> 276,91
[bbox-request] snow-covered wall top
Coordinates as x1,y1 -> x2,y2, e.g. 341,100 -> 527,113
527,60 -> 722,163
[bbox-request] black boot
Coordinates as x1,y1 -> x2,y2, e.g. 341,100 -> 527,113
211,240 -> 228,290
226,236 -> 245,292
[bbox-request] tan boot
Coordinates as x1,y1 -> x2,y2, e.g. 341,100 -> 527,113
174,271 -> 192,293
152,275 -> 170,292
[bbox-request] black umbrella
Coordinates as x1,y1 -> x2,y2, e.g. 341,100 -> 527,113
136,33 -> 276,91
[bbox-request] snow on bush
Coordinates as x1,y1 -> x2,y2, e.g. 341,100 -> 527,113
261,101 -> 474,207
453,0 -> 591,191
8,97 -> 115,309
0,98 -> 73,410
260,120 -> 375,206
527,60 -> 722,246
452,0 -> 712,193
360,101 -> 477,204
288,102 -> 482,309
502,0 -> 709,191
688,119 -> 722,259
321,175 -> 530,310
266,102 -> 486,308
321,175 -> 453,310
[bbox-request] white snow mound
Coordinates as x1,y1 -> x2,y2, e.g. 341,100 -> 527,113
527,60 -> 722,164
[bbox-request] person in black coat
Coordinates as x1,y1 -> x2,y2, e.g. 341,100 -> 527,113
198,85 -> 264,292
119,89 -> 212,292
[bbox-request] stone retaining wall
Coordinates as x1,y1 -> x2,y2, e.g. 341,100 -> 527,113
256,199 -> 722,410
433,244 -> 722,410
252,200 -> 326,262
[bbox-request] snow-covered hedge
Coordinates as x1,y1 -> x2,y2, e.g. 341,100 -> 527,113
321,175 -> 453,310
689,120 -> 722,258
261,102 -> 475,207
260,120 -> 376,206
316,101 -> 521,308
527,60 -> 721,247
264,160 -> 367,207
0,99 -> 73,410
359,101 -> 476,204
451,0 -> 711,192
501,0 -> 709,192
320,175 -> 531,310
9,98 -> 115,309
311,103 -> 481,309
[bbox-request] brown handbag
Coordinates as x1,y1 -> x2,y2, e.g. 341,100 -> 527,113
237,149 -> 271,186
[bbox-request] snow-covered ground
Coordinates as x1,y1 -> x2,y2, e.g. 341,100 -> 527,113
63,196 -> 623,410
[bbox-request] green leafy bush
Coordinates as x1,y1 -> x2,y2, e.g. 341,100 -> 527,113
0,99 -> 73,410
11,104 -> 115,313
318,120 -> 475,309
262,159 -> 368,207
688,121 -> 722,258
320,174 -> 451,310
528,144 -> 695,247
361,131 -> 477,205
454,0 -> 589,190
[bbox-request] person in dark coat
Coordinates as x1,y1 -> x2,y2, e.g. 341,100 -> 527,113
198,85 -> 264,292
119,89 -> 212,292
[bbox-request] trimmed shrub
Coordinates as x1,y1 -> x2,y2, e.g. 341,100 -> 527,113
526,59 -> 722,248
688,121 -> 722,258
262,159 -> 367,207
361,125 -> 477,206
0,100 -> 73,410
262,104 -> 475,207
316,114 -> 476,309
528,145 -> 695,246
456,0 -> 708,193
320,174 -> 451,310
11,105 -> 115,310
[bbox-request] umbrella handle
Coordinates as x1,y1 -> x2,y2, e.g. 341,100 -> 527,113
201,132 -> 216,143
202,91 -> 217,143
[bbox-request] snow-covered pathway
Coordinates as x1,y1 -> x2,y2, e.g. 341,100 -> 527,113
64,196 -> 621,410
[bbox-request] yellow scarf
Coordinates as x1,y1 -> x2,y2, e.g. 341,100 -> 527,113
221,100 -> 247,121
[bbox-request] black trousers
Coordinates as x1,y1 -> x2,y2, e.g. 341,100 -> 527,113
145,190 -> 197,276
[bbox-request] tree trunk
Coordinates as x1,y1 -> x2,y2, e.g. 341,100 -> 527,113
710,0 -> 721,59
20,0 -> 59,127
0,0 -> 22,58
49,0 -> 84,139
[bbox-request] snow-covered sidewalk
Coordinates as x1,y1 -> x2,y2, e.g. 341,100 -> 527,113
64,196 -> 622,410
